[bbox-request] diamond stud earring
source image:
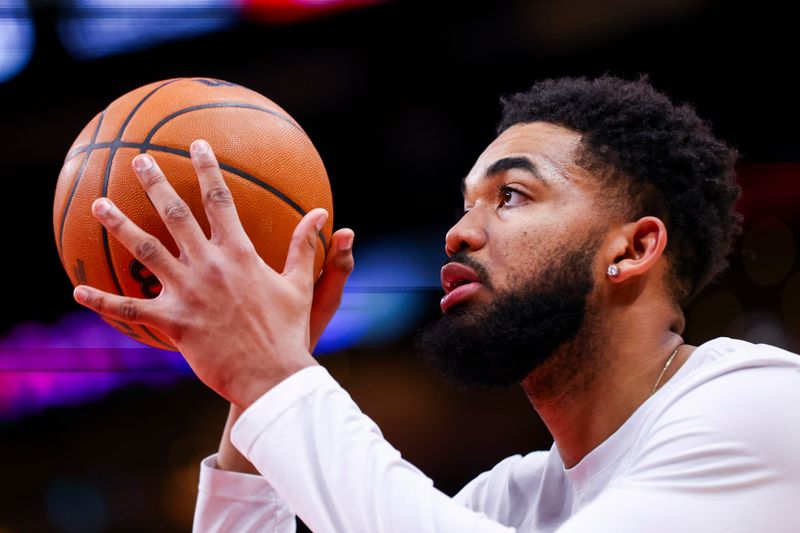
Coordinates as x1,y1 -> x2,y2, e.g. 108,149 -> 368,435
607,264 -> 621,277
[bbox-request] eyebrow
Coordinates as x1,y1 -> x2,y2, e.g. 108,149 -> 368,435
461,156 -> 550,195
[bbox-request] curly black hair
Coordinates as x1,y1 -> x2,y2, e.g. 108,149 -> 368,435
498,75 -> 742,305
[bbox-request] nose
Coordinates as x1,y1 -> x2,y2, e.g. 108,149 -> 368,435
445,209 -> 487,257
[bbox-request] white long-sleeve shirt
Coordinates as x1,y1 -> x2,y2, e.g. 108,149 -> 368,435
194,337 -> 800,532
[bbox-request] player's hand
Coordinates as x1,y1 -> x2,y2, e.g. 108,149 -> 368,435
72,140 -> 353,408
310,228 -> 355,350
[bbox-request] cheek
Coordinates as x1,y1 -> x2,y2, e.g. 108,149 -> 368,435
487,233 -> 546,289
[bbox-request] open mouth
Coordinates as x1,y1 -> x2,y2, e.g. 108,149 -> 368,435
440,262 -> 485,312
441,262 -> 481,294
451,278 -> 472,290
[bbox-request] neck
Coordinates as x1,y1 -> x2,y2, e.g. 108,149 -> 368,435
520,299 -> 688,469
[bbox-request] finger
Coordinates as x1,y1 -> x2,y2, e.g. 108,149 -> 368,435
189,140 -> 248,246
132,153 -> 207,257
92,197 -> 180,281
283,208 -> 329,287
310,229 -> 355,350
73,285 -> 162,326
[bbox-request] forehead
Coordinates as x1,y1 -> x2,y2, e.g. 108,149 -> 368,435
463,121 -> 588,193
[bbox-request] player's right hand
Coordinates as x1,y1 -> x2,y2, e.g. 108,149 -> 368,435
72,141 -> 350,409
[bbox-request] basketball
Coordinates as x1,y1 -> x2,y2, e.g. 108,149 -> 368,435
53,78 -> 334,351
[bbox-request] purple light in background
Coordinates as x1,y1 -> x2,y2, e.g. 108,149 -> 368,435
1,232 -> 443,419
0,311 -> 191,420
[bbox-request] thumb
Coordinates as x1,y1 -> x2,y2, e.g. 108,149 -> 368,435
283,208 -> 329,287
310,228 -> 355,350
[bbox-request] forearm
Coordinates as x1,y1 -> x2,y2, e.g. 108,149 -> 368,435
232,367 -> 514,533
193,405 -> 296,531
217,403 -> 259,475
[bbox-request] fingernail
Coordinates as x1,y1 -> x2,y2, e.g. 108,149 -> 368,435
133,154 -> 153,172
191,140 -> 210,156
315,211 -> 328,231
94,198 -> 112,216
341,234 -> 354,252
74,286 -> 88,303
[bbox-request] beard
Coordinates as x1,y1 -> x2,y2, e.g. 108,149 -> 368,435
415,238 -> 599,391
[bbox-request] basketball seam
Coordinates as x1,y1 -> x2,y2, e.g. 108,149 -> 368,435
64,98 -> 310,162
140,325 -> 169,346
142,102 -> 303,145
58,109 -> 107,262
60,140 -> 328,249
137,143 -> 329,249
63,81 -> 328,350
61,101 -> 326,248
101,79 -> 181,349
64,103 -> 305,163
138,103 -> 319,248
111,319 -> 141,339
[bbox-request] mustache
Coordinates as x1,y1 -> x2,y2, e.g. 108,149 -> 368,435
443,251 -> 494,290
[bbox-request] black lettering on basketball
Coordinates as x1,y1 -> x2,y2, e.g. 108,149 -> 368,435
129,259 -> 162,299
73,259 -> 87,284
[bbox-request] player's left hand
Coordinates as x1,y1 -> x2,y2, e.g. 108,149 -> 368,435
72,140 -> 336,408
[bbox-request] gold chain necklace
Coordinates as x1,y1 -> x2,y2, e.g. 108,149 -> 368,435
651,345 -> 681,395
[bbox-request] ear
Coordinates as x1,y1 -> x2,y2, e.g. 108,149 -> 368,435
605,216 -> 668,283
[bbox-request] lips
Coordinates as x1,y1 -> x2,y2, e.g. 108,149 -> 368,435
440,262 -> 484,312
441,262 -> 481,294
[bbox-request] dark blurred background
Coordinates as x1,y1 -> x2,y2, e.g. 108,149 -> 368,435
1,0 -> 799,530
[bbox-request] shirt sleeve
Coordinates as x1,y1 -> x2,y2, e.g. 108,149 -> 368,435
454,455 -> 530,523
231,366 -> 516,533
556,360 -> 800,533
193,454 -> 296,532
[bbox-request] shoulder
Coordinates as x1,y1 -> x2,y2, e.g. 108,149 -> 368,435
631,337 -> 800,482
454,451 -> 551,522
655,337 -> 800,411
664,337 -> 800,417
687,336 -> 800,368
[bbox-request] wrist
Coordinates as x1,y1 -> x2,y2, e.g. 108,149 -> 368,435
216,403 -> 259,474
217,448 -> 260,475
233,356 -> 318,409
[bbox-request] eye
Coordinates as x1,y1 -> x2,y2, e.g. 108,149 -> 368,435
498,185 -> 526,208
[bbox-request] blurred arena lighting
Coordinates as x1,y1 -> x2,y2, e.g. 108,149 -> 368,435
0,234 -> 442,418
58,0 -> 240,60
0,0 -> 35,83
0,312 -> 190,421
314,233 -> 444,353
243,0 -> 385,23
57,0 -> 387,61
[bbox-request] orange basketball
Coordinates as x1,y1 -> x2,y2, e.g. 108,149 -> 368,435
53,78 -> 333,350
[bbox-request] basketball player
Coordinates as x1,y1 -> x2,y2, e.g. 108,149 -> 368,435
73,76 -> 800,531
